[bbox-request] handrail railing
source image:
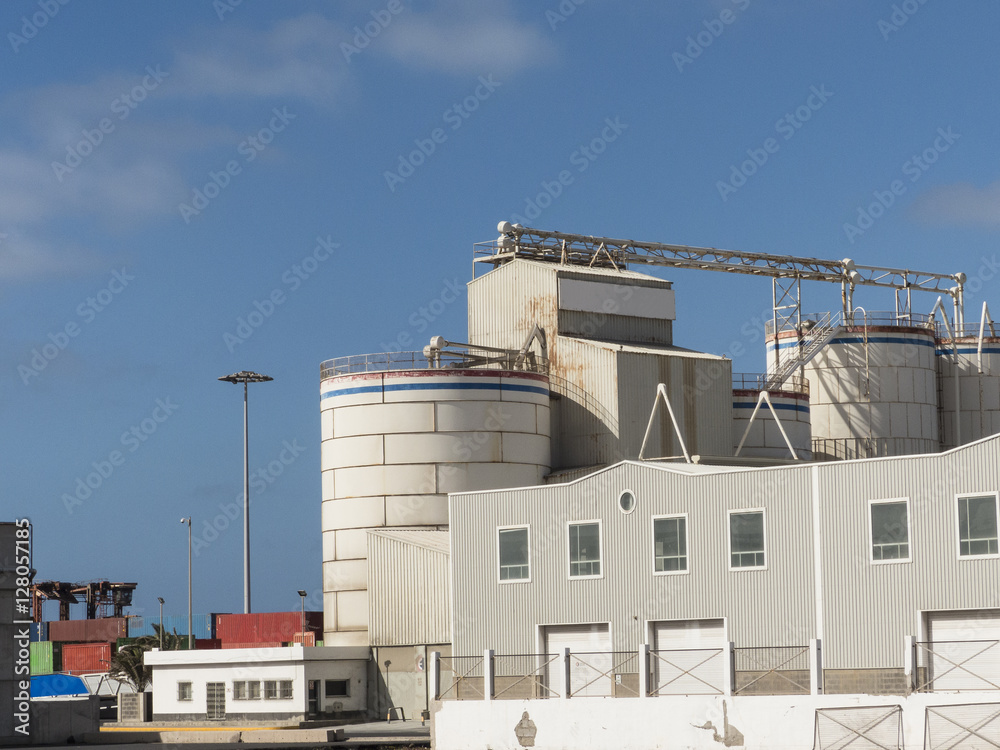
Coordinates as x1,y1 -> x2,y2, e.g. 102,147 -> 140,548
320,350 -> 549,379
733,373 -> 809,395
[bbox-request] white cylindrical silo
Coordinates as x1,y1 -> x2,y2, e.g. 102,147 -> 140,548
936,335 -> 1000,450
732,374 -> 812,460
791,317 -> 939,460
319,355 -> 550,647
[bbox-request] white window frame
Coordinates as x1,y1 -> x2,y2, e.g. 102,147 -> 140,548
727,508 -> 767,571
618,488 -> 637,515
955,492 -> 1000,559
279,680 -> 293,699
497,525 -> 531,584
177,681 -> 192,701
567,519 -> 604,580
651,513 -> 689,576
868,497 -> 912,565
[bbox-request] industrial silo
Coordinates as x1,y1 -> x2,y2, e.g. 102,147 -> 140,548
776,314 -> 940,460
732,374 -> 812,460
319,352 -> 550,647
936,333 -> 1000,450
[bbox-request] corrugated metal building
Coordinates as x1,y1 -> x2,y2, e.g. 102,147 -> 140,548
468,259 -> 734,469
448,435 -> 1000,694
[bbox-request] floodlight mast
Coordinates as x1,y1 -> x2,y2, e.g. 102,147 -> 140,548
479,222 -> 967,331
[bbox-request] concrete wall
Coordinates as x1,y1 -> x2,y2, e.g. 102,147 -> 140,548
432,692 -> 1000,750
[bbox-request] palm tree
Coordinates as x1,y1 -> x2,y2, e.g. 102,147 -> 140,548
107,624 -> 183,693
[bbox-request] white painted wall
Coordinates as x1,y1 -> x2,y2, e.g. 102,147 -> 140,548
433,692 -> 1000,750
146,646 -> 367,719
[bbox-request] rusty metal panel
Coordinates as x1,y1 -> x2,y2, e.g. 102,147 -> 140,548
468,260 -> 559,352
61,642 -> 111,674
48,618 -> 127,643
215,612 -> 323,644
367,530 -> 450,647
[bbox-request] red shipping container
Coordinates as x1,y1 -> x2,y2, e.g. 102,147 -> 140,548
221,641 -> 282,650
49,618 -> 128,643
195,638 -> 222,650
215,612 -> 322,644
61,642 -> 112,673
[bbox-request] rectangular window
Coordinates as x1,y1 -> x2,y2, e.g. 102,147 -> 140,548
233,681 -> 247,701
498,526 -> 530,582
279,680 -> 293,699
958,494 -> 999,557
653,516 -> 688,573
569,521 -> 602,577
264,680 -> 278,700
326,679 -> 350,697
870,499 -> 910,562
247,681 -> 260,700
729,510 -> 765,569
177,682 -> 192,701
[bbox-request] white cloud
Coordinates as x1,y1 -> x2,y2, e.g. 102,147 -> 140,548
910,182 -> 1000,227
379,2 -> 556,75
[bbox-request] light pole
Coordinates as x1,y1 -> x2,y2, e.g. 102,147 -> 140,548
297,590 -> 307,644
219,370 -> 273,614
180,517 -> 193,650
157,597 -> 164,650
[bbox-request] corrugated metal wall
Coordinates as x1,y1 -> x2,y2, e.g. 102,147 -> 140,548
468,261 -> 558,352
48,618 -> 127,643
367,531 -> 450,647
450,460 -> 816,657
450,439 -> 1000,671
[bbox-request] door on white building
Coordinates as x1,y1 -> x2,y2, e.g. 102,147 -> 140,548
542,623 -> 612,697
649,618 -> 726,695
924,609 -> 1000,691
206,682 -> 226,720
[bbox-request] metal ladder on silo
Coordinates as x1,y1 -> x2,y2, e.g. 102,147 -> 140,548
763,312 -> 845,390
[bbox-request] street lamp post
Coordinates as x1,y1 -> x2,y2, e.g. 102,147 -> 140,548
180,517 -> 193,650
157,597 -> 164,650
219,370 -> 273,615
297,590 -> 307,644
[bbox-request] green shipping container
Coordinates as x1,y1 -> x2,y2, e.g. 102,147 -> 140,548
30,641 -> 52,675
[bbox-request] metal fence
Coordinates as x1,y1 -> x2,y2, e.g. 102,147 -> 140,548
915,640 -> 1000,692
649,647 -> 725,696
733,645 -> 810,696
438,655 -> 485,701
492,653 -> 559,700
567,651 -> 640,698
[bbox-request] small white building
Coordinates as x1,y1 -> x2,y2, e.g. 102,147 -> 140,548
145,645 -> 368,722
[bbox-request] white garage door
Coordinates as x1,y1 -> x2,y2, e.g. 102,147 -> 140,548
925,609 -> 1000,691
650,619 -> 725,695
543,624 -> 612,697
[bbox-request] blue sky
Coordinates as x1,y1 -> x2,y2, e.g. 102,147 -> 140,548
3,0 -> 998,624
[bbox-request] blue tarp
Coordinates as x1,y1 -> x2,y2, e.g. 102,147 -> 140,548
30,673 -> 88,697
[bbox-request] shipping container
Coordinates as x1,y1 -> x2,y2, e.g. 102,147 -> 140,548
29,641 -> 53,675
291,632 -> 316,646
61,642 -> 111,674
127,613 -> 215,640
29,622 -> 48,642
221,641 -> 283,650
49,618 -> 127,643
215,612 -> 322,644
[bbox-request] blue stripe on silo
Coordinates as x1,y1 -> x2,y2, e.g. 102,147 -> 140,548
935,346 -> 1000,356
768,335 -> 936,352
320,381 -> 549,400
732,401 -> 810,415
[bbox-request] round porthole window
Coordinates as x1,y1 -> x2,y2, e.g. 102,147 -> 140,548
618,490 -> 636,514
